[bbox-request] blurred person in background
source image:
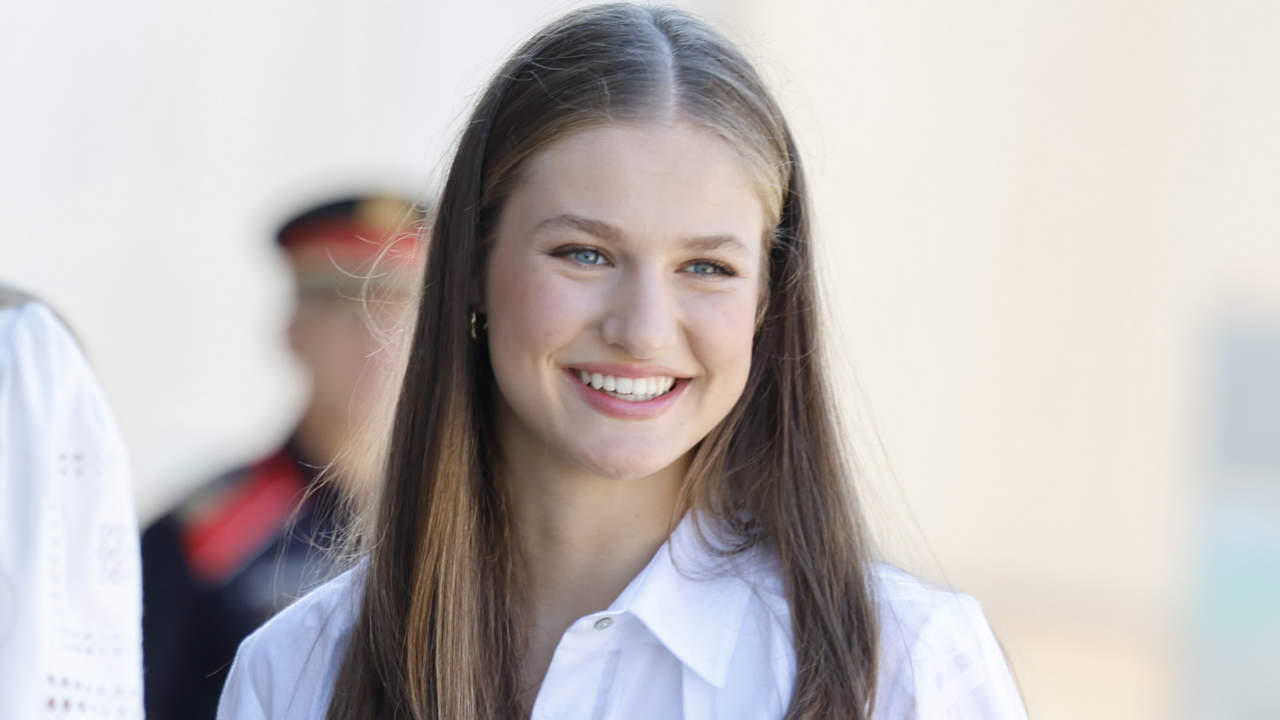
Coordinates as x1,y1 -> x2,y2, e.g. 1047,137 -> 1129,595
0,286 -> 143,719
140,193 -> 425,720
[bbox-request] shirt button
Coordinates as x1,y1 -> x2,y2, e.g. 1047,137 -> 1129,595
593,617 -> 614,631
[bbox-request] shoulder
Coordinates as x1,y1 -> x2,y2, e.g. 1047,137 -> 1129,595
1,300 -> 126,468
872,564 -> 979,642
1,302 -> 100,419
216,564 -> 364,720
869,565 -> 1028,719
0,300 -> 72,362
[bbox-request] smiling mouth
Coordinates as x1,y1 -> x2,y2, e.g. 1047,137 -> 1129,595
572,369 -> 680,402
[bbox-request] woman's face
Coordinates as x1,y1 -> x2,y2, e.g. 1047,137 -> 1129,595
484,121 -> 767,482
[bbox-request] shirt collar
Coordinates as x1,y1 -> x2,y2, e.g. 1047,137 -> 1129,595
608,513 -> 780,688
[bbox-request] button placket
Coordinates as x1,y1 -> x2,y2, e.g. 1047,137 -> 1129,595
532,613 -> 624,720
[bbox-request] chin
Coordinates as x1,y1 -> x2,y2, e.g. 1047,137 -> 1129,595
579,450 -> 684,483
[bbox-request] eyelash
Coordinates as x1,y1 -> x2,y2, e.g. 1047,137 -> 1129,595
550,245 -> 738,277
683,259 -> 735,277
553,246 -> 608,266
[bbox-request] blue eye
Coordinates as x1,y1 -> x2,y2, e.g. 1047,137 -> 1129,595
684,260 -> 734,276
568,248 -> 606,265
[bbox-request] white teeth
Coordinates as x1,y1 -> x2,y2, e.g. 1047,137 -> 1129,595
572,370 -> 679,401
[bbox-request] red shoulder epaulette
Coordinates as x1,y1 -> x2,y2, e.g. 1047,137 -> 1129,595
180,449 -> 306,584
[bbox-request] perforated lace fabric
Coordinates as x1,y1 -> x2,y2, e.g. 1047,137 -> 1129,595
0,303 -> 143,719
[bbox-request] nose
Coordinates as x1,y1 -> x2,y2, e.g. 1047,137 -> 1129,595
600,264 -> 679,359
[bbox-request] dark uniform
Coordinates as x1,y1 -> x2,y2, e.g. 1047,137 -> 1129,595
141,441 -> 343,720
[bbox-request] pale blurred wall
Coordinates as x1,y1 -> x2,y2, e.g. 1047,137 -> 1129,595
730,2 -> 1279,719
2,2 -> 1277,719
730,2 -> 1181,718
1,0 -> 712,519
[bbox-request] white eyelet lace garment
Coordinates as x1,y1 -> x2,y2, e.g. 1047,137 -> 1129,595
0,302 -> 143,719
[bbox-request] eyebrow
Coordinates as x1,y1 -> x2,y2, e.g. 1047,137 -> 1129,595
534,214 -> 623,243
533,213 -> 748,253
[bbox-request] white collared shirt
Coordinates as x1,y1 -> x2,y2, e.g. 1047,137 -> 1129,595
217,516 -> 1028,719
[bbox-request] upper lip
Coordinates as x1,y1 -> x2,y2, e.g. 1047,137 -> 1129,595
567,362 -> 690,379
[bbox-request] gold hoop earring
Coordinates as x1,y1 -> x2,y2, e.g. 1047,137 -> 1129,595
470,310 -> 486,341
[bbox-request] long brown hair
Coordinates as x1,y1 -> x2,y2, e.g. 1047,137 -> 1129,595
328,4 -> 879,718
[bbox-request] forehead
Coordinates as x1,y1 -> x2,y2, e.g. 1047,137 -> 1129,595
502,122 -> 768,249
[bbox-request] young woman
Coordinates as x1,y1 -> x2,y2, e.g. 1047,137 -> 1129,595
217,5 -> 1028,719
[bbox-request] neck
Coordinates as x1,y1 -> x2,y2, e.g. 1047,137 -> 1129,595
496,405 -> 689,693
504,453 -> 686,609
505,459 -> 685,613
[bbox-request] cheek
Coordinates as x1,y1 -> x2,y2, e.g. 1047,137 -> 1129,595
687,290 -> 759,385
486,259 -> 589,369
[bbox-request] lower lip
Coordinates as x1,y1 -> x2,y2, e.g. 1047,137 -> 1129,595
565,369 -> 688,420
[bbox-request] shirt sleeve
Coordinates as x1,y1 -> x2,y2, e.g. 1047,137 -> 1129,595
875,593 -> 1029,719
0,302 -> 144,719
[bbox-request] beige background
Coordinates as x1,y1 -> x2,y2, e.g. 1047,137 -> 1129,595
3,1 -> 1278,718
